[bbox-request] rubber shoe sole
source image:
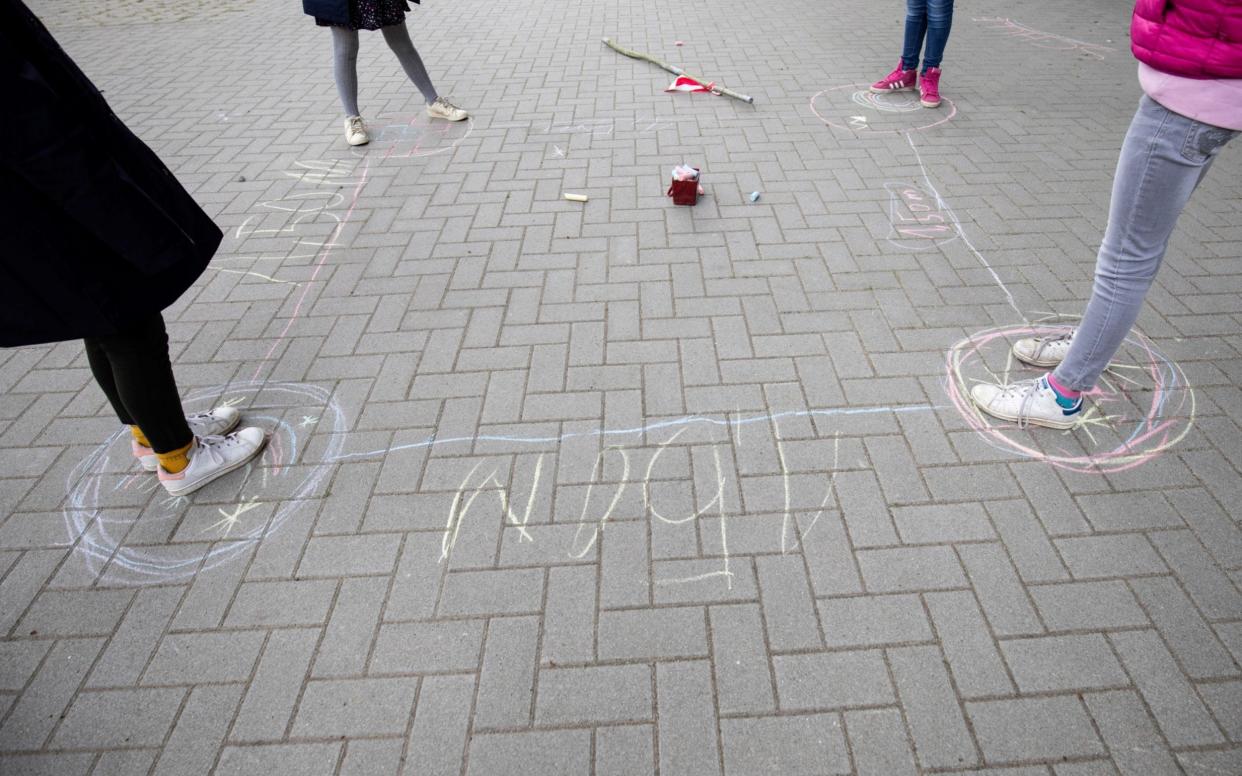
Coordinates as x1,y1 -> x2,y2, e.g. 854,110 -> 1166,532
426,98 -> 469,122
1012,350 -> 1062,368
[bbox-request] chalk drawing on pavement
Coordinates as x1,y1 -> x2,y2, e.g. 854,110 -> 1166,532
811,84 -> 956,134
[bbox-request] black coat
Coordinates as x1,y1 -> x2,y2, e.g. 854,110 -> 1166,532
0,0 -> 222,347
303,0 -> 419,26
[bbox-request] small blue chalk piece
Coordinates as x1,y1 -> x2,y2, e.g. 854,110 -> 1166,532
749,191 -> 761,202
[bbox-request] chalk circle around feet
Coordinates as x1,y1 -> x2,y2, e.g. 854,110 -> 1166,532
63,381 -> 347,584
351,113 -> 474,159
945,318 -> 1195,473
810,83 -> 957,133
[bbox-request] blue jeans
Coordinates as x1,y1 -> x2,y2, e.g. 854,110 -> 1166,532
901,0 -> 953,71
1055,96 -> 1237,391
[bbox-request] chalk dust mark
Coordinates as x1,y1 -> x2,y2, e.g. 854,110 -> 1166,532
250,157 -> 370,382
660,444 -> 733,587
204,497 -> 262,538
714,445 -> 732,589
884,181 -> 958,251
205,267 -> 301,286
905,132 -> 1027,323
440,462 -> 486,562
488,452 -> 544,543
644,430 -> 724,525
773,416 -> 795,554
795,431 -> 841,547
568,447 -> 630,559
329,404 -> 941,463
972,17 -> 1114,59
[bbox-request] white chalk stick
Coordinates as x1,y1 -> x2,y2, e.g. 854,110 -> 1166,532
563,193 -> 589,202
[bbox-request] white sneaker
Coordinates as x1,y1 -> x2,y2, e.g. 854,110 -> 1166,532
132,407 -> 243,471
426,97 -> 468,122
1012,330 -> 1074,368
344,115 -> 370,146
970,375 -> 1084,430
158,427 -> 267,496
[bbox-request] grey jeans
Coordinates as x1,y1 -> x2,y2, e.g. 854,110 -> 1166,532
1054,95 -> 1237,391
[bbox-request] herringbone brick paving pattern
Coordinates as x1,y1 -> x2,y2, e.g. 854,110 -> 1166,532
2,0 -> 1241,773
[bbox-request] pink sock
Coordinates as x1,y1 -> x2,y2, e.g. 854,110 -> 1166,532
1046,373 -> 1081,398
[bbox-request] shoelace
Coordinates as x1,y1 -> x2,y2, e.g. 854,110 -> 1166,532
194,434 -> 242,468
1033,330 -> 1074,360
186,412 -> 218,432
435,97 -> 460,112
1015,380 -> 1041,430
989,378 -> 1042,430
349,116 -> 365,135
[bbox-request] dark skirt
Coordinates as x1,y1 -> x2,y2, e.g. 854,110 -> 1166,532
316,0 -> 410,30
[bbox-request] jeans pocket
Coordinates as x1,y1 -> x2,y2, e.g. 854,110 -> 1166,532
1180,124 -> 1238,163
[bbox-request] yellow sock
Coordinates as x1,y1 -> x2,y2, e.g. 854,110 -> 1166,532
130,425 -> 151,448
157,440 -> 193,474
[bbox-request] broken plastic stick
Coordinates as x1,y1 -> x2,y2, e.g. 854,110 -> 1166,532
602,37 -> 755,105
563,193 -> 589,202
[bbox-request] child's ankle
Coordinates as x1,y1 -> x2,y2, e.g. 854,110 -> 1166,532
130,425 -> 152,448
157,440 -> 193,474
1046,373 -> 1081,398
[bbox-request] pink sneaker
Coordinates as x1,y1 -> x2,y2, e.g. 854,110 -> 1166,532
920,67 -> 942,108
870,61 -> 917,93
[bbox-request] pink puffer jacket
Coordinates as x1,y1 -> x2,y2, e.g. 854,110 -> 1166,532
1131,0 -> 1242,78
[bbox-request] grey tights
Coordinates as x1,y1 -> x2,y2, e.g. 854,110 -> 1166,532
331,23 -> 438,117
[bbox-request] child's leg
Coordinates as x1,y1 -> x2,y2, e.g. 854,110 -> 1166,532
86,314 -> 193,460
921,0 -> 953,70
380,22 -> 438,104
1055,96 -> 1236,392
900,0 -> 929,71
84,335 -> 136,428
332,26 -> 362,116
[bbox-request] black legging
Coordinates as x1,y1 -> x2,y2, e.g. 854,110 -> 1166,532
84,313 -> 192,453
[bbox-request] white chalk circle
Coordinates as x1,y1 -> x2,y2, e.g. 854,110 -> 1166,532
354,113 -> 474,159
852,90 -> 923,113
811,84 -> 956,133
62,381 -> 346,584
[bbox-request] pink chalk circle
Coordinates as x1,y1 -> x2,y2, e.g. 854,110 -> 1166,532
810,83 -> 957,134
945,319 -> 1195,473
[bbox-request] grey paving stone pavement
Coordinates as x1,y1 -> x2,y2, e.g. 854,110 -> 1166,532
2,0 -> 1241,772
